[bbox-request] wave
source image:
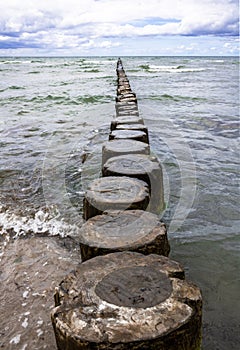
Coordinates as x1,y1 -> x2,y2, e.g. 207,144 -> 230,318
0,205 -> 81,239
77,95 -> 114,104
96,75 -> 115,80
148,94 -> 207,102
212,60 -> 225,63
84,60 -> 102,65
9,94 -> 114,105
31,59 -> 87,68
0,60 -> 32,65
0,94 -> 112,107
17,110 -> 30,115
139,64 -> 150,70
83,69 -> 100,73
83,59 -> 115,65
127,69 -> 141,73
9,85 -> 25,90
39,61 -> 102,71
30,59 -> 44,63
139,64 -> 206,73
0,85 -> 25,92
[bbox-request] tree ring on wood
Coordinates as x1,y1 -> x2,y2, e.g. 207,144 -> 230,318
102,139 -> 150,166
102,154 -> 160,189
102,154 -> 164,213
79,210 -> 170,261
95,266 -> 172,308
83,176 -> 149,220
51,252 -> 202,350
110,117 -> 144,131
109,129 -> 148,143
114,123 -> 149,143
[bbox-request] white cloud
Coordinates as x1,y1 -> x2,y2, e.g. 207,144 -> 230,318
0,0 -> 238,55
81,39 -> 120,49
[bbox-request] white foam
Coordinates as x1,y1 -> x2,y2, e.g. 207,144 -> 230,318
37,319 -> 43,326
148,65 -> 206,73
22,290 -> 29,299
149,64 -> 177,71
36,329 -> 43,337
10,334 -> 21,344
21,317 -> 29,328
0,206 -> 81,239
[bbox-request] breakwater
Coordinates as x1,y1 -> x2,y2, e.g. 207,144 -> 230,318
51,58 -> 202,350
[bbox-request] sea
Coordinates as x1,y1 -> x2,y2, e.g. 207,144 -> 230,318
0,56 -> 239,349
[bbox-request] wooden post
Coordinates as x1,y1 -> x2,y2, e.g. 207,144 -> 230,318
117,103 -> 138,110
116,96 -> 137,102
117,110 -> 140,117
116,101 -> 138,109
51,252 -> 202,350
83,176 -> 149,220
116,104 -> 138,114
102,154 -> 164,213
78,210 -> 170,261
109,129 -> 149,144
113,123 -> 149,143
110,116 -> 144,131
116,92 -> 136,98
117,86 -> 132,95
102,139 -> 150,166
117,79 -> 129,85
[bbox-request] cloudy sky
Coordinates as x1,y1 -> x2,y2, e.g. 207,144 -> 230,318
0,0 -> 239,56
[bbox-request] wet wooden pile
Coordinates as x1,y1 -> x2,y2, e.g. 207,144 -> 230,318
51,58 -> 202,349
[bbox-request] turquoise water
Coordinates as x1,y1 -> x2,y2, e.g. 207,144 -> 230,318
0,56 -> 239,349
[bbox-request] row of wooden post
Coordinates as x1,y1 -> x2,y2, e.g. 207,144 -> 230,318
51,58 -> 202,349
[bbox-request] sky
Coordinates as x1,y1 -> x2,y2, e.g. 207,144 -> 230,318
0,0 -> 239,56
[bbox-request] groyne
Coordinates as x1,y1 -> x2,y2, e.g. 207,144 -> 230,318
51,58 -> 202,350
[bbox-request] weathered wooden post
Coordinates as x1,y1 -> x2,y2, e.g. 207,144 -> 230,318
109,129 -> 149,143
117,109 -> 140,117
117,86 -> 132,95
51,252 -> 202,350
113,123 -> 149,143
116,103 -> 138,115
110,116 -> 144,130
79,210 -> 170,261
102,139 -> 150,165
102,153 -> 164,213
83,176 -> 149,220
116,92 -> 137,102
